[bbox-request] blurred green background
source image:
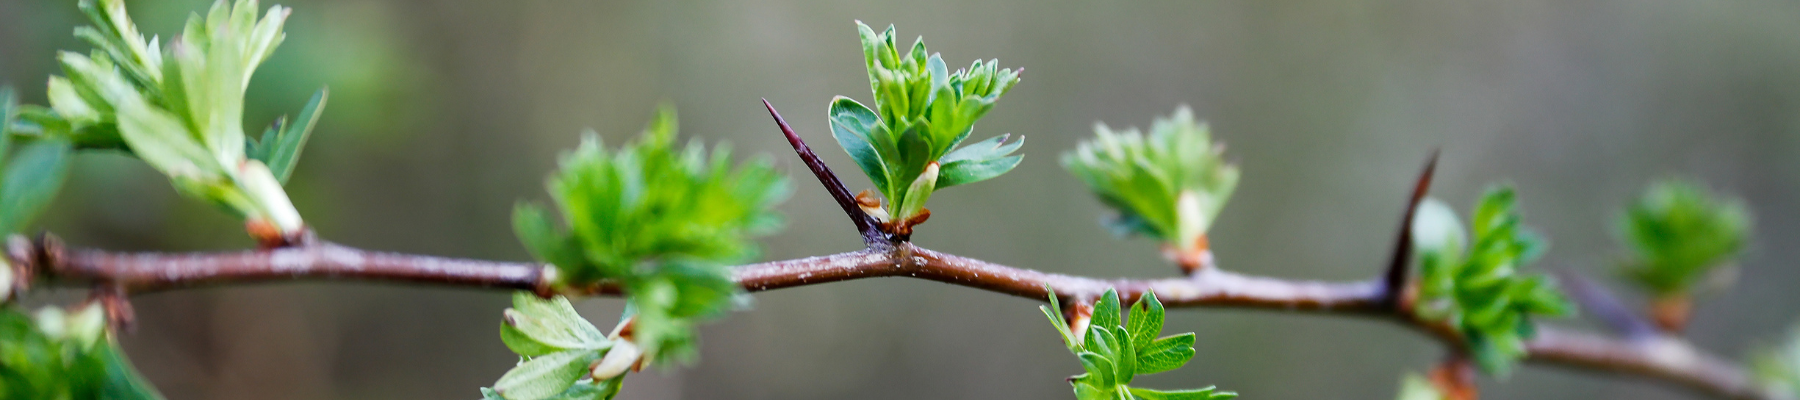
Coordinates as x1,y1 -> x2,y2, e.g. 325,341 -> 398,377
4,0 -> 1800,398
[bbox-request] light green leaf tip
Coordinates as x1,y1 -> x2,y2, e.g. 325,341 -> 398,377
1063,105 -> 1237,253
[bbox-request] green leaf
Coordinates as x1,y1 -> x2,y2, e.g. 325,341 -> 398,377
834,22 -> 1022,220
247,88 -> 327,184
512,204 -> 584,274
1112,325 -> 1138,385
1077,351 -> 1117,388
1092,288 -> 1122,334
1393,373 -> 1445,400
1412,184 -> 1573,376
828,96 -> 891,193
1064,106 -> 1237,252
1135,333 -> 1196,375
492,349 -> 601,400
499,293 -> 608,358
1753,324 -> 1800,398
0,140 -> 73,234
1126,291 -> 1165,350
1127,386 -> 1237,400
1616,179 -> 1750,297
1041,289 -> 1078,351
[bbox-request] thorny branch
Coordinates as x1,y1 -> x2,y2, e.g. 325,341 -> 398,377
4,104 -> 1783,400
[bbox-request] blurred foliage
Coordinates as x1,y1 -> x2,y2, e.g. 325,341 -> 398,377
1616,179 -> 1751,298
13,0 -> 321,236
482,293 -> 622,400
512,106 -> 788,370
0,303 -> 163,400
1063,106 -> 1238,255
1753,324 -> 1800,398
1040,289 -> 1235,400
1412,186 -> 1572,376
1393,373 -> 1446,400
829,22 -> 1022,228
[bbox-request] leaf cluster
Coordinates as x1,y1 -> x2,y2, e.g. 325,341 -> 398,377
1616,179 -> 1750,298
482,293 -> 622,400
513,107 -> 788,367
1753,325 -> 1800,398
829,22 -> 1023,226
1411,186 -> 1573,375
15,0 -> 321,235
1063,106 -> 1238,253
0,304 -> 162,400
1041,288 -> 1235,400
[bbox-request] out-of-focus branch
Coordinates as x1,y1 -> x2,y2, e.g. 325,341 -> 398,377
19,235 -> 1782,400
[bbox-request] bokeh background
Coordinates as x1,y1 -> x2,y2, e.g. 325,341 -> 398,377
3,0 -> 1799,399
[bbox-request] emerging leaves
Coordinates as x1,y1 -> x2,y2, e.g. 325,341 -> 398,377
484,293 -> 622,400
1616,179 -> 1750,299
1041,288 -> 1236,400
1754,324 -> 1800,398
1063,106 -> 1238,261
18,0 -> 324,240
1411,186 -> 1573,376
512,107 -> 788,370
829,22 -> 1023,232
0,303 -> 163,400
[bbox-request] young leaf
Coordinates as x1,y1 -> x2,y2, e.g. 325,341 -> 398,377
500,293 -> 609,357
492,349 -> 602,400
1092,288 -> 1122,334
1135,333 -> 1196,375
0,140 -> 71,234
246,88 -> 327,184
1064,106 -> 1238,254
1753,324 -> 1800,398
831,22 -> 1023,228
1126,291 -> 1165,350
1411,185 -> 1573,376
1616,179 -> 1750,298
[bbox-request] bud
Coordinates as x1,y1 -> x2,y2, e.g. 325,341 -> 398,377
590,339 -> 642,380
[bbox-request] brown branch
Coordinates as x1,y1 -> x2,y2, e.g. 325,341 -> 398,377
22,236 -> 1781,400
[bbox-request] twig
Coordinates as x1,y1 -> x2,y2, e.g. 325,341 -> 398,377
761,99 -> 888,245
23,236 -> 1782,400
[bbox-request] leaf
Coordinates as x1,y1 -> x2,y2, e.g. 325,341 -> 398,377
1064,106 -> 1237,251
500,293 -> 608,358
1112,325 -> 1137,385
1041,288 -> 1078,351
512,203 -> 584,274
1135,333 -> 1195,375
1127,386 -> 1236,400
1092,288 -> 1122,334
828,96 -> 891,192
1077,351 -> 1116,388
937,155 -> 1021,189
492,349 -> 601,400
939,133 -> 1022,165
1126,291 -> 1164,351
0,140 -> 72,235
250,88 -> 326,184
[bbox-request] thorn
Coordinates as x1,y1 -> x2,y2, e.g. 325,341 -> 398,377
761,98 -> 887,246
1383,150 -> 1438,309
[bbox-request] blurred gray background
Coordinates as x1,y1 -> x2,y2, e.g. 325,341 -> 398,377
3,0 -> 1799,398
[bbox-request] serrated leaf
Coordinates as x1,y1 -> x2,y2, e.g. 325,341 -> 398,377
1127,386 -> 1236,400
249,88 -> 325,184
501,293 -> 608,358
512,204 -> 584,275
1135,333 -> 1195,375
0,140 -> 71,234
1126,291 -> 1164,351
492,349 -> 601,400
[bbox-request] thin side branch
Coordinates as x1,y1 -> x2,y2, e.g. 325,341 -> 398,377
761,99 -> 887,245
24,237 -> 1780,400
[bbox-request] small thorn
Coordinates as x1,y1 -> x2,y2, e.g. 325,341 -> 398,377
1383,150 -> 1439,309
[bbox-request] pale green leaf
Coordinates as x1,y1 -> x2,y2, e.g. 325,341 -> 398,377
492,350 -> 601,400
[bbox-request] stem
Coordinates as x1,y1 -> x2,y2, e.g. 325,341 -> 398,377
21,236 -> 1782,400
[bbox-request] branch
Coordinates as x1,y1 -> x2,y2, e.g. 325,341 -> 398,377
761,99 -> 887,245
22,236 -> 1781,400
